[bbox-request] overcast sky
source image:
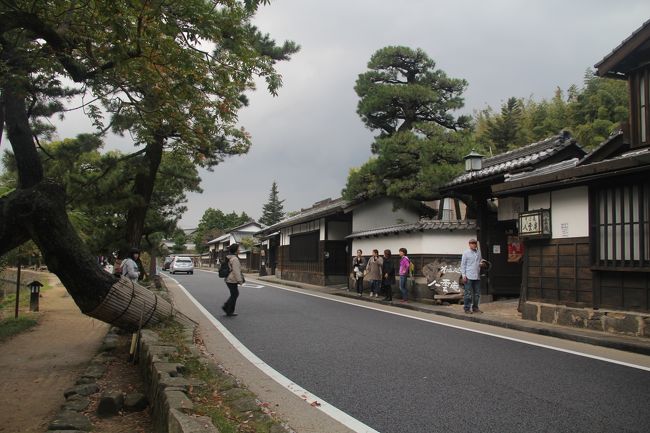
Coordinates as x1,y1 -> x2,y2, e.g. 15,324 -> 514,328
25,0 -> 650,228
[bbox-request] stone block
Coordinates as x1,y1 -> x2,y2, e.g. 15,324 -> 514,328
540,305 -> 556,324
164,390 -> 194,412
159,376 -> 192,392
100,336 -> 119,352
64,383 -> 99,398
75,377 -> 96,385
521,302 -> 538,321
153,362 -> 184,377
604,314 -> 641,336
557,308 -> 588,328
62,395 -> 90,412
124,392 -> 148,412
82,364 -> 107,380
168,408 -> 219,433
97,391 -> 124,418
48,410 -> 92,431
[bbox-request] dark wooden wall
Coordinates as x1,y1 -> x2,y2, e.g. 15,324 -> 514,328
525,237 -> 593,305
595,271 -> 650,311
278,242 -> 326,286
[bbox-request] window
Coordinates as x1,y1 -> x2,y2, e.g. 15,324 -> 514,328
289,231 -> 319,262
633,68 -> 649,146
595,181 -> 650,267
640,72 -> 647,143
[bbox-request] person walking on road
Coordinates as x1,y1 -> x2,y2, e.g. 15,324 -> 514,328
121,248 -> 141,283
352,249 -> 366,296
461,238 -> 483,314
381,249 -> 395,301
398,248 -> 410,303
366,249 -> 383,298
223,243 -> 244,317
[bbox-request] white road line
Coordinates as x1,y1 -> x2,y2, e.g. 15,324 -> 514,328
244,277 -> 650,373
167,274 -> 380,433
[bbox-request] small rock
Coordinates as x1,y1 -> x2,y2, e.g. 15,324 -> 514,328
100,337 -> 119,352
64,383 -> 99,398
97,391 -> 124,418
124,392 -> 148,412
62,395 -> 90,412
75,377 -> 95,385
48,410 -> 92,431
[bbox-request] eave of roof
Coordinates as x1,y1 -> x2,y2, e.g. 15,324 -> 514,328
257,198 -> 349,235
595,19 -> 650,78
493,147 -> 650,196
346,219 -> 477,239
441,133 -> 583,190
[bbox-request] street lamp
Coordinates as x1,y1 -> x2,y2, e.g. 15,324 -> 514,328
464,150 -> 484,172
27,280 -> 43,312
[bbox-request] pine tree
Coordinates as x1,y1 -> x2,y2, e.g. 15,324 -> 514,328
259,181 -> 285,226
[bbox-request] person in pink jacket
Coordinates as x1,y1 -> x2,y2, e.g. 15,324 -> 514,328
398,248 -> 411,303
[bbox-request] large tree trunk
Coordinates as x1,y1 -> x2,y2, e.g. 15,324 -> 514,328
124,134 -> 164,249
0,78 -> 175,328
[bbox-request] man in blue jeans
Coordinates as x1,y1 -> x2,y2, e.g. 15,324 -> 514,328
461,238 -> 483,314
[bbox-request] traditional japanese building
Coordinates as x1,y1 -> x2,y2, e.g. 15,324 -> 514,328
255,198 -> 352,286
490,19 -> 650,336
440,133 -> 586,299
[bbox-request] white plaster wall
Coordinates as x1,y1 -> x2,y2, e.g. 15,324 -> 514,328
352,198 -> 420,232
551,186 -> 589,238
352,230 -> 473,256
529,192 -> 550,210
498,197 -> 524,221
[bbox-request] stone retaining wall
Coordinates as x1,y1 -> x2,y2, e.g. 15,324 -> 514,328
138,326 -> 291,433
522,301 -> 650,338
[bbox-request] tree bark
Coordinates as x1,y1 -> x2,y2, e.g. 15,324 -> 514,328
124,134 -> 164,250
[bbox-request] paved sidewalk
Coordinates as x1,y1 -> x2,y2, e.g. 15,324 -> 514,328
253,273 -> 650,356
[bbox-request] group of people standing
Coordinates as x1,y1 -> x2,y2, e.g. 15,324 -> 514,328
352,248 -> 413,303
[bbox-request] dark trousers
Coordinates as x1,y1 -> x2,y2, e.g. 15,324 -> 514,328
355,277 -> 364,294
224,282 -> 239,314
382,280 -> 393,300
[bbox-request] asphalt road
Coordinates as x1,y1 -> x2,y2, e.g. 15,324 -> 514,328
170,269 -> 650,433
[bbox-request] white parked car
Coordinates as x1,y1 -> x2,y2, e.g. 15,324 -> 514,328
170,256 -> 194,275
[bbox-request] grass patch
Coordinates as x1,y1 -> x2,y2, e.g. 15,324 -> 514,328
152,319 -> 283,433
0,316 -> 38,342
0,278 -> 52,316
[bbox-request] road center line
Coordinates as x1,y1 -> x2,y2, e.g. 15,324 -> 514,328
168,275 -> 380,433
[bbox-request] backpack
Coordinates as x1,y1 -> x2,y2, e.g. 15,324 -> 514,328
218,257 -> 231,278
408,258 -> 415,276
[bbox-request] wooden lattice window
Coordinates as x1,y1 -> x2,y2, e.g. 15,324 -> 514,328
595,181 -> 650,268
289,231 -> 319,262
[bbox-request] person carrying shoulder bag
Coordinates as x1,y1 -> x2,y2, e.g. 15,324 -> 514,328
222,243 -> 244,317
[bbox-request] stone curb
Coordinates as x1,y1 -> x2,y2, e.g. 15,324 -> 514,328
46,328 -> 149,432
138,324 -> 293,433
47,331 -> 119,432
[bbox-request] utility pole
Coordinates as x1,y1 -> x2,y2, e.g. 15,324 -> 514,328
14,260 -> 21,319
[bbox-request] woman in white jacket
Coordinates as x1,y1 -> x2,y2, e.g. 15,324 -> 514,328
121,248 -> 140,282
222,243 -> 244,317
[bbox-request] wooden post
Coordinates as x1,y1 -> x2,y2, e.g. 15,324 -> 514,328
14,261 -> 21,319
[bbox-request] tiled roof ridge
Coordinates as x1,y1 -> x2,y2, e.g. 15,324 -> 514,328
483,132 -> 571,168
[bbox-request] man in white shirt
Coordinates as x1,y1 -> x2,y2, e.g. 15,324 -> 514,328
460,238 -> 482,314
